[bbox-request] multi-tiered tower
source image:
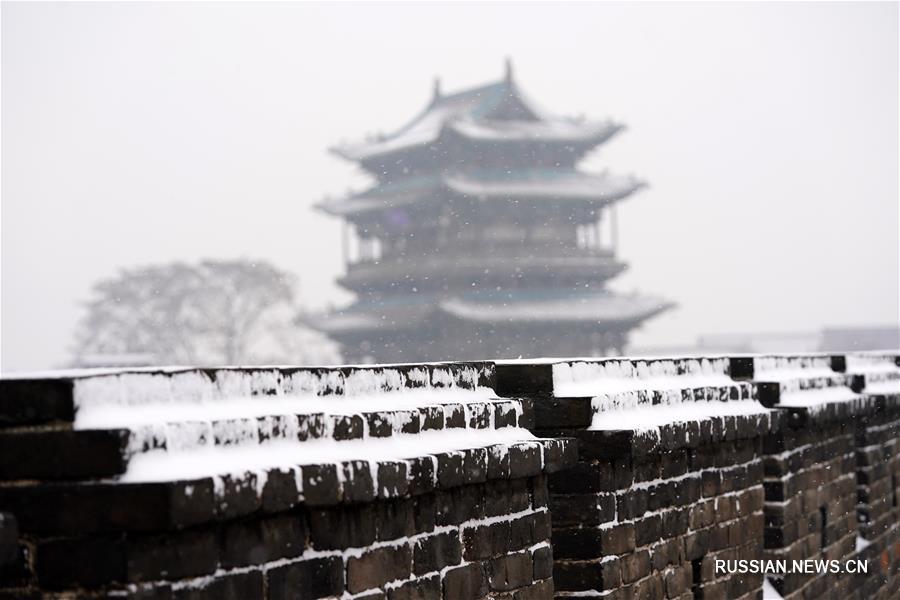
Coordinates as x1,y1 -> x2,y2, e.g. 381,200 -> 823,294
313,62 -> 673,363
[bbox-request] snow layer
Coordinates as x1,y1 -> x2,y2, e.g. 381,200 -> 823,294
762,578 -> 783,599
76,388 -> 496,430
335,102 -> 462,160
553,358 -> 735,398
38,365 -> 544,487
775,387 -> 863,409
119,428 -> 537,484
448,118 -> 617,143
331,77 -> 614,162
752,355 -> 834,376
864,380 -> 900,395
1,365 -> 194,380
545,358 -> 770,432
441,292 -> 670,324
121,401 -> 521,456
845,352 -> 900,373
71,366 -> 490,430
319,169 -> 642,217
443,170 -> 640,201
845,352 -> 900,395
746,354 -> 869,408
590,401 -> 767,431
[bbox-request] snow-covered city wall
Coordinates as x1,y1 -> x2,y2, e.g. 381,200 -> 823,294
493,353 -> 899,600
0,354 -> 898,599
0,362 -> 574,599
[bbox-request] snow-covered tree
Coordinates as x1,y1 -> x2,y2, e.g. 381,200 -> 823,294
72,259 -> 338,366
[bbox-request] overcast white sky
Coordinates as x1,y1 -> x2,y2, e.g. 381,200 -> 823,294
2,1 -> 898,371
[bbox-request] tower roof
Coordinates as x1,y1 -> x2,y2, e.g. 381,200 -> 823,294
308,290 -> 675,335
317,170 -> 646,217
331,65 -> 621,163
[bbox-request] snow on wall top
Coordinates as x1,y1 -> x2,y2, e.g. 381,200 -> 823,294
0,363 -> 564,493
67,364 -> 492,428
544,357 -> 770,432
845,351 -> 900,373
552,357 -> 735,397
735,354 -> 878,411
63,363 -> 483,402
751,354 -> 836,379
844,351 -> 900,396
120,407 -> 536,486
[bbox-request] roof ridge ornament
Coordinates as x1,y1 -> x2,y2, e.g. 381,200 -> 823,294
504,57 -> 513,84
432,76 -> 441,102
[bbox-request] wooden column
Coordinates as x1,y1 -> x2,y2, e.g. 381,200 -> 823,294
610,205 -> 618,254
341,222 -> 350,269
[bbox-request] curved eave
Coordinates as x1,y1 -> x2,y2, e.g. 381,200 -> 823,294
304,296 -> 676,338
332,119 -> 626,166
328,88 -> 491,164
301,302 -> 437,336
445,176 -> 647,205
301,313 -> 385,335
328,145 -> 355,163
327,93 -> 460,164
302,312 -> 423,336
447,119 -> 624,146
315,182 -> 440,217
329,131 -> 435,164
439,295 -> 676,326
315,195 -> 416,217
317,174 -> 647,218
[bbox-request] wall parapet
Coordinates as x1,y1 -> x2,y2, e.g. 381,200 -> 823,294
0,363 -> 574,598
0,353 -> 897,599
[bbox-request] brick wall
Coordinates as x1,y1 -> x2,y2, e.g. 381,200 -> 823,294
0,454 -> 569,599
1,353 -> 898,599
848,354 -> 900,542
496,358 -> 776,600
846,353 -> 900,600
0,363 -> 575,599
734,355 -> 860,598
742,352 -> 900,599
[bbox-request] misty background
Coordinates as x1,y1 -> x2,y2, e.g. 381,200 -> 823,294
2,1 -> 898,372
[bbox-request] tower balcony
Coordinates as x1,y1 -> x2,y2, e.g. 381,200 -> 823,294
338,249 -> 627,294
